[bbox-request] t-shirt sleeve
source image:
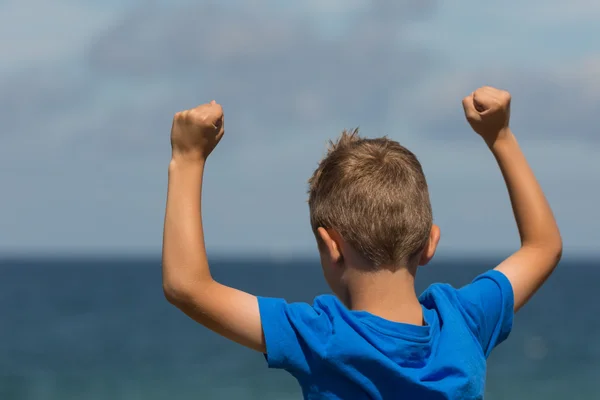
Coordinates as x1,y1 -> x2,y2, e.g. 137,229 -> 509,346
257,296 -> 331,374
456,270 -> 515,357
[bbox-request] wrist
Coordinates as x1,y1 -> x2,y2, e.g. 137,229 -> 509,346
169,156 -> 206,174
486,128 -> 517,154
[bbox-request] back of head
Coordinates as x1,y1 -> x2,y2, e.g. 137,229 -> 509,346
308,128 -> 432,270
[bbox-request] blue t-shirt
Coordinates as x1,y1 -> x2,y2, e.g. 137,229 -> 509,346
258,270 -> 514,399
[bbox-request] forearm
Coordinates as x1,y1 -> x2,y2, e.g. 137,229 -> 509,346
490,130 -> 561,251
489,129 -> 562,311
162,158 -> 213,298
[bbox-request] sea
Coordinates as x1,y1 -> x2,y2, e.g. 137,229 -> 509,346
1,255 -> 598,400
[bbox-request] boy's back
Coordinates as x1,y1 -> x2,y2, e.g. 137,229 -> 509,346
259,270 -> 513,399
162,88 -> 562,399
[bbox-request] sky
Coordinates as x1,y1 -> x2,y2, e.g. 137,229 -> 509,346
1,0 -> 598,258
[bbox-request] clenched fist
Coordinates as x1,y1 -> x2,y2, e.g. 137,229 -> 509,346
171,100 -> 225,162
462,87 -> 511,146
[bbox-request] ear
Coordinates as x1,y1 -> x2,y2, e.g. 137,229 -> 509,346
317,227 -> 343,264
419,224 -> 441,266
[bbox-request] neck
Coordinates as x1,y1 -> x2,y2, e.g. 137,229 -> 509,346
342,266 -> 424,326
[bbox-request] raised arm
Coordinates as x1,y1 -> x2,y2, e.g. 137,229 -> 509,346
162,101 -> 266,352
463,87 -> 562,312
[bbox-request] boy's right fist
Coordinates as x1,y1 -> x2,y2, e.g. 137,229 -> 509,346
462,86 -> 511,146
170,100 -> 225,162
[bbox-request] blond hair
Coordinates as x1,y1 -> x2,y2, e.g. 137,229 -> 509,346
308,128 -> 432,269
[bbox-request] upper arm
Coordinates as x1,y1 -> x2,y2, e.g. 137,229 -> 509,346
494,245 -> 562,312
457,270 -> 514,357
166,280 -> 266,353
165,282 -> 331,373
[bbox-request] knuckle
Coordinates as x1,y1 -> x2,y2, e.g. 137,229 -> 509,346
499,91 -> 511,103
192,114 -> 210,127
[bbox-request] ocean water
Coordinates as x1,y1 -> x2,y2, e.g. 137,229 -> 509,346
1,256 -> 598,400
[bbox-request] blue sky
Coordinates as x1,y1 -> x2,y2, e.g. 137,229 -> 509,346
1,0 -> 598,258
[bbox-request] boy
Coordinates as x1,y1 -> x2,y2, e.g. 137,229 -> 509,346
162,87 -> 562,399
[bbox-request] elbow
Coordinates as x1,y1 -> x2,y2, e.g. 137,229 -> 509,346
162,277 -> 195,307
546,240 -> 563,272
546,230 -> 563,264
163,282 -> 186,306
162,278 -> 214,308
549,240 -> 563,276
523,234 -> 563,268
162,260 -> 215,307
553,237 -> 563,265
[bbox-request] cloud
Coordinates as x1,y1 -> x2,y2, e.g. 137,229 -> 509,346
82,0 -> 599,147
510,0 -> 600,23
85,1 -> 436,133
2,0 -> 597,164
0,0 -> 117,72
0,66 -> 93,160
411,60 -> 600,142
429,0 -> 600,26
0,0 -> 441,161
0,0 -> 598,254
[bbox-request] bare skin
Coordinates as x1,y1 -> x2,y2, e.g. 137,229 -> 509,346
463,87 -> 562,311
315,226 -> 440,326
161,87 -> 562,355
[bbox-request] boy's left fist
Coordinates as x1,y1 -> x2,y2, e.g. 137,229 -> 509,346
171,100 -> 224,161
462,87 -> 511,147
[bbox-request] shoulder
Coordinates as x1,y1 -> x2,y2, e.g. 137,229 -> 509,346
256,294 -> 341,372
419,280 -> 460,309
420,270 -> 513,307
257,294 -> 340,317
418,270 -> 513,329
420,271 -> 514,357
257,294 -> 340,342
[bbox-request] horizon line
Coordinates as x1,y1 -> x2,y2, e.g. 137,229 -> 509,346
0,250 -> 597,262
